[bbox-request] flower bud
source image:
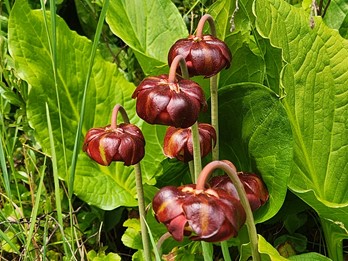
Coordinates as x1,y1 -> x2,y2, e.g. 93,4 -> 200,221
163,123 -> 216,162
83,123 -> 145,166
152,184 -> 246,242
168,34 -> 231,77
209,172 -> 269,211
132,74 -> 207,128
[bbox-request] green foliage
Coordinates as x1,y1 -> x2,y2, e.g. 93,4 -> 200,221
2,0 -> 348,259
255,0 -> 348,259
216,84 -> 292,222
106,0 -> 188,75
87,247 -> 121,261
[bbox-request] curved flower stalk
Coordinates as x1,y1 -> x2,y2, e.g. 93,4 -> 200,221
83,105 -> 151,261
132,56 -> 207,128
168,14 -> 231,78
168,14 -> 230,162
163,123 -> 216,162
197,160 -> 263,261
153,160 -> 268,254
209,171 -> 269,212
152,184 -> 246,242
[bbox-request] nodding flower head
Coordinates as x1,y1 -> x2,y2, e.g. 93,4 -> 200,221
163,123 -> 216,162
83,123 -> 145,166
132,74 -> 207,128
152,184 -> 246,242
168,34 -> 231,78
209,172 -> 269,212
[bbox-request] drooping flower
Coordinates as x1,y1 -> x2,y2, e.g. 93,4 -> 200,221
163,123 -> 216,162
132,74 -> 207,128
152,184 -> 246,242
83,123 -> 145,166
168,34 -> 231,78
209,172 -> 269,211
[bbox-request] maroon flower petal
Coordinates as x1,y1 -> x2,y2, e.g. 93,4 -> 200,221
83,124 -> 145,166
183,194 -> 225,239
152,186 -> 184,223
168,34 -> 232,77
166,214 -> 188,242
163,127 -> 190,162
132,75 -> 206,128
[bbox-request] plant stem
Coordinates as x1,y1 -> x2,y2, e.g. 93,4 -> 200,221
69,0 -> 110,199
168,54 -> 189,82
197,161 -> 260,261
110,104 -> 129,129
191,122 -> 202,182
196,14 -> 216,39
320,218 -> 344,261
210,75 -> 219,161
115,105 -> 151,261
134,163 -> 152,261
196,14 -> 227,260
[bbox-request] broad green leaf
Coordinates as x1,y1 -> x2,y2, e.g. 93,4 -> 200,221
216,84 -> 293,222
8,0 -> 164,209
255,0 -> 348,253
209,0 -> 282,90
256,235 -> 331,261
105,0 -> 188,75
322,0 -> 348,38
220,34 -> 265,86
288,253 -> 332,261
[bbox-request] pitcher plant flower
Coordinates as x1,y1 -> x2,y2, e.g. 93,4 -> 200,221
132,56 -> 207,128
83,105 -> 145,166
163,123 -> 216,162
209,172 -> 269,212
168,14 -> 231,78
152,184 -> 246,242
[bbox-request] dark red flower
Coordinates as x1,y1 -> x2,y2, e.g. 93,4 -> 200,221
152,184 -> 246,242
168,34 -> 231,77
132,74 -> 207,128
163,123 -> 216,162
209,172 -> 269,211
83,123 -> 145,166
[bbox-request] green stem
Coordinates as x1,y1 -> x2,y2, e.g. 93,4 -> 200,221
134,163 -> 152,261
110,104 -> 129,129
115,105 -> 151,261
69,0 -> 110,199
221,243 -> 232,261
196,14 -> 216,39
192,14 -> 222,260
320,218 -> 344,261
191,122 -> 202,182
197,161 -> 260,261
197,14 -> 227,260
210,75 -> 219,161
168,54 -> 189,82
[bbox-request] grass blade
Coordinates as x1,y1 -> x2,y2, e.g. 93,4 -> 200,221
24,156 -> 47,256
45,103 -> 72,258
68,0 -> 110,199
0,132 -> 11,200
0,229 -> 20,255
142,216 -> 160,261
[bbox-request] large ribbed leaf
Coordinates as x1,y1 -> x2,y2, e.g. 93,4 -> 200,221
8,0 -> 160,209
105,0 -> 188,75
255,0 -> 348,257
217,84 -> 292,222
